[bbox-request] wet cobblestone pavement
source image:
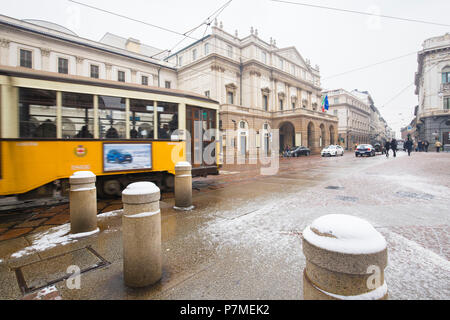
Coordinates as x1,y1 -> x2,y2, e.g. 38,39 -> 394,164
0,151 -> 449,300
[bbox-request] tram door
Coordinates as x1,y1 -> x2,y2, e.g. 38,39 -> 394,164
186,106 -> 217,167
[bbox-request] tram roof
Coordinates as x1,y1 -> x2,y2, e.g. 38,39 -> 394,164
0,66 -> 220,105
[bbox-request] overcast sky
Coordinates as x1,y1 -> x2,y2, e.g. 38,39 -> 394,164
2,0 -> 450,136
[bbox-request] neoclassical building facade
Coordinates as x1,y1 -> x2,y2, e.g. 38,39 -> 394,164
0,15 -> 177,91
322,89 -> 371,149
414,33 -> 450,147
0,14 -> 338,156
167,21 -> 338,155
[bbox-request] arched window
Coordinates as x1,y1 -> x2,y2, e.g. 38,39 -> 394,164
238,121 -> 248,156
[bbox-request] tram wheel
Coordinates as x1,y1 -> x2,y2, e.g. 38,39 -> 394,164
98,179 -> 122,198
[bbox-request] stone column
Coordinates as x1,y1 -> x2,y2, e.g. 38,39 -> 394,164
122,182 -> 162,287
76,57 -> 84,76
69,171 -> 98,235
302,214 -> 388,300
174,162 -> 193,210
40,48 -> 50,71
0,39 -> 10,66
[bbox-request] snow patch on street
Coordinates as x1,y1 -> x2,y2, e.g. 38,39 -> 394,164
381,229 -> 450,299
10,224 -> 75,258
98,209 -> 123,219
379,174 -> 450,198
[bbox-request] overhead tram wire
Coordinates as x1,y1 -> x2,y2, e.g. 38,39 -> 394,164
378,60 -> 442,110
167,0 -> 233,54
68,0 -> 430,102
270,0 -> 450,28
68,0 -> 420,82
68,0 -> 234,60
322,51 -> 418,81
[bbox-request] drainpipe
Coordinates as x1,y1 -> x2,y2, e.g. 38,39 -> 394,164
158,67 -> 161,87
239,58 -> 243,106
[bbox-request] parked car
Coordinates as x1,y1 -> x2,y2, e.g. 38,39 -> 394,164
321,145 -> 344,157
288,146 -> 311,157
355,144 -> 376,157
373,143 -> 382,153
106,149 -> 133,163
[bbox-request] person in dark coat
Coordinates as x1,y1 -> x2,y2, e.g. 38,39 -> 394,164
384,140 -> 391,158
404,138 -> 413,156
390,138 -> 398,158
424,140 -> 429,152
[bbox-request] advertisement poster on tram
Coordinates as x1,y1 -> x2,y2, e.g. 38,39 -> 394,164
103,143 -> 152,172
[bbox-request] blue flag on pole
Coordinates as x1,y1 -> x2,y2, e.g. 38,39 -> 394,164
321,95 -> 329,112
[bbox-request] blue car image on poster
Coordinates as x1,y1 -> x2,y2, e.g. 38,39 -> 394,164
103,143 -> 152,172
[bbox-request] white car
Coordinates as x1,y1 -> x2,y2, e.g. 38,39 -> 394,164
321,145 -> 344,157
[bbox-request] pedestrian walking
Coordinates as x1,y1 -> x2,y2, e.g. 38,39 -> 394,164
435,140 -> 442,153
418,140 -> 423,152
405,138 -> 413,156
384,140 -> 390,158
391,138 -> 398,158
424,140 -> 429,152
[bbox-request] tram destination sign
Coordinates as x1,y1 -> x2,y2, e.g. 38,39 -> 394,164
103,143 -> 152,172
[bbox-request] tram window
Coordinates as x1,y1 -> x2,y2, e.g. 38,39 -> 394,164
98,96 -> 126,139
157,102 -> 178,140
130,99 -> 154,139
62,92 -> 94,138
19,88 -> 57,138
208,110 -> 216,130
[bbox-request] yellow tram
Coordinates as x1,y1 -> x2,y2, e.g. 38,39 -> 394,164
0,66 -> 220,198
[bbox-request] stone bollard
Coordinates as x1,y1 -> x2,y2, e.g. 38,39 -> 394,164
69,171 -> 98,235
122,182 -> 162,287
302,214 -> 388,300
174,161 -> 193,210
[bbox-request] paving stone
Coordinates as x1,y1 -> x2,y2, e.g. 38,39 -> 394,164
0,237 -> 30,259
101,203 -> 123,213
0,221 -> 19,229
0,264 -> 22,300
15,218 -> 48,229
22,286 -> 62,300
0,228 -> 33,241
44,214 -> 70,225
21,247 -> 101,290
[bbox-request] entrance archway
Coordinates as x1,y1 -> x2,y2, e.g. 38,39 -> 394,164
279,121 -> 295,152
319,124 -> 326,147
329,125 -> 335,145
307,121 -> 315,149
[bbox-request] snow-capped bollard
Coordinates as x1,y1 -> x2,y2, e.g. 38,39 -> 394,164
69,171 -> 98,235
302,214 -> 388,300
122,182 -> 162,287
174,161 -> 193,210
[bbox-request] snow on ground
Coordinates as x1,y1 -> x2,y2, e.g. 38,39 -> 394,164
377,174 -> 450,199
97,209 -> 123,219
9,210 -> 122,259
10,224 -> 75,258
197,156 -> 450,299
381,229 -> 450,299
35,285 -> 60,300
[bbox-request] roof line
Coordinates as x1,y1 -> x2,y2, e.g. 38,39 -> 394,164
165,34 -> 211,60
0,19 -> 176,71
